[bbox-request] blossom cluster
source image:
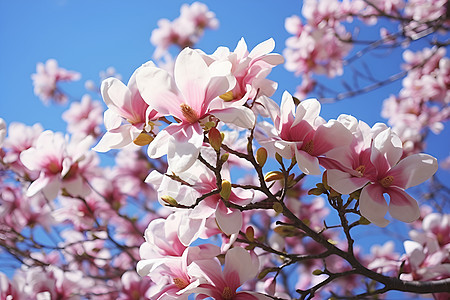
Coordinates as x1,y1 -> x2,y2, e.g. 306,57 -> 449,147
382,47 -> 450,156
150,2 -> 218,60
1,1 -> 449,299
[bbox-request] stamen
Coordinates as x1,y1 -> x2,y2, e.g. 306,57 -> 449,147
180,103 -> 199,123
301,140 -> 314,155
222,286 -> 234,299
173,277 -> 189,289
355,165 -> 365,177
380,175 -> 394,188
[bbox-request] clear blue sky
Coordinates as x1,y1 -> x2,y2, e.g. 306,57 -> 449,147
0,0 -> 448,261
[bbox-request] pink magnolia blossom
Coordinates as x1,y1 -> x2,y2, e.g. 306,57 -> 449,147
93,68 -> 159,153
256,91 -> 353,175
284,16 -> 352,77
189,246 -> 270,299
20,130 -> 98,200
401,213 -> 450,281
326,126 -> 438,226
31,59 -> 81,105
3,122 -> 43,177
62,94 -> 104,138
136,47 -> 255,172
151,2 -> 218,59
204,38 -> 284,103
147,159 -> 253,236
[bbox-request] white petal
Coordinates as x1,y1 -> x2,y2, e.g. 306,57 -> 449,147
295,148 -> 321,175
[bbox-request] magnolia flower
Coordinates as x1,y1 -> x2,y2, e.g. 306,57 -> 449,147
256,91 -> 353,175
20,130 -> 97,200
203,38 -> 284,103
327,127 -> 438,226
136,47 -> 255,172
189,247 -> 270,299
93,67 -> 159,152
31,59 -> 80,104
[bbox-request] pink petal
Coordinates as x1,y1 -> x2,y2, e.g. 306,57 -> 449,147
136,63 -> 183,119
360,184 -> 389,227
223,247 -> 259,286
215,202 -> 242,235
313,120 -> 353,155
388,153 -> 438,189
292,98 -> 321,128
295,148 -> 321,175
326,169 -> 369,195
387,187 -> 420,223
210,106 -> 255,129
174,48 -> 211,113
371,128 -> 402,168
101,77 -> 131,113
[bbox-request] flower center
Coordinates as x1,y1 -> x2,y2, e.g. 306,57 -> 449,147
301,140 -> 314,155
173,277 -> 189,289
222,286 -> 234,300
355,165 -> 365,177
180,103 -> 199,123
379,175 -> 394,188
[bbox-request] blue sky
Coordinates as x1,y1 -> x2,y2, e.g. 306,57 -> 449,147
1,0 -> 449,269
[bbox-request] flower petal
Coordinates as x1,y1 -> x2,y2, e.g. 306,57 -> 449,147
215,202 -> 242,235
388,153 -> 438,189
387,187 -> 420,223
211,106 -> 255,129
326,169 -> 369,195
360,184 -> 389,227
295,148 -> 321,175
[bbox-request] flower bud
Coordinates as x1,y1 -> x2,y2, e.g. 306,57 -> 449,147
264,171 -> 284,182
272,202 -> 284,214
133,131 -> 153,146
256,147 -> 268,167
312,269 -> 323,276
208,127 -> 222,151
220,180 -> 232,200
220,153 -> 229,162
161,195 -> 178,207
245,226 -> 255,242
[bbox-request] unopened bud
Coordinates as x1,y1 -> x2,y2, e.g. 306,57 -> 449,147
275,152 -> 283,165
358,216 -> 371,225
274,225 -> 298,237
264,171 -> 284,182
245,226 -> 255,242
220,153 -> 229,162
256,147 -> 268,167
220,180 -> 232,200
308,188 -> 323,196
161,195 -> 178,207
208,127 -> 222,151
272,202 -> 284,214
133,131 -> 153,146
312,269 -> 323,276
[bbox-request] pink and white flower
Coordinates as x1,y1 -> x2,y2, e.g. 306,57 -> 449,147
93,67 -> 159,152
136,47 -> 254,172
189,247 -> 269,299
256,91 -> 353,175
20,130 -> 98,200
326,126 -> 438,226
31,59 -> 80,105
